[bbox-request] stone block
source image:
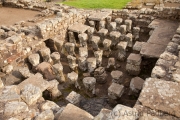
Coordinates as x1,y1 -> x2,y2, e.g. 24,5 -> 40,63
127,53 -> 142,65
66,91 -> 81,104
111,70 -> 123,83
108,83 -> 124,99
130,77 -> 144,93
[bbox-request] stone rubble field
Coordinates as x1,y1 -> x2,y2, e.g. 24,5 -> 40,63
0,0 -> 180,120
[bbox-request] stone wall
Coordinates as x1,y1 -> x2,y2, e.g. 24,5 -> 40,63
112,7 -> 180,21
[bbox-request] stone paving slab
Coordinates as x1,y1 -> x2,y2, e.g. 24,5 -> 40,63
138,78 -> 180,118
148,19 -> 179,46
88,12 -> 111,21
140,19 -> 179,58
68,23 -> 90,34
140,42 -> 166,58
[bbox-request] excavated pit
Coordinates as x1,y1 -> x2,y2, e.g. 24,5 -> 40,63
41,25 -> 158,116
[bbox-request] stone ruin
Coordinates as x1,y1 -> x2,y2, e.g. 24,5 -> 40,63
0,0 -> 180,120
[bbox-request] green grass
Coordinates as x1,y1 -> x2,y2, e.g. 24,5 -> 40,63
62,0 -> 132,9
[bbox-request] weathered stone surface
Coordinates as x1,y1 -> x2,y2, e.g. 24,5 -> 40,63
0,78 -> 4,89
94,108 -> 111,120
64,42 -> 75,56
47,79 -> 62,98
67,55 -> 77,70
21,84 -> 42,106
35,109 -> 54,120
94,50 -> 103,66
36,62 -> 55,80
94,67 -> 107,84
39,47 -> 51,63
79,47 -> 88,58
78,33 -> 88,47
127,53 -> 142,65
58,103 -> 94,120
51,52 -> 60,64
108,104 -> 138,120
108,83 -> 124,99
68,23 -> 90,34
140,42 -> 166,58
125,19 -> 132,32
119,25 -> 126,34
111,70 -> 123,83
83,77 -> 96,94
18,73 -> 49,92
66,91 -> 81,104
28,54 -> 40,66
88,12 -> 111,21
18,67 -> 31,78
126,63 -> 141,75
2,65 -> 13,74
53,63 -> 65,83
0,85 -> 21,103
4,101 -> 28,116
151,66 -> 166,78
133,41 -> 144,52
107,58 -> 115,70
78,56 -> 87,71
125,33 -> 133,47
139,78 -> 180,118
91,36 -> 100,51
87,57 -> 96,73
130,77 -> 144,93
40,100 -> 60,111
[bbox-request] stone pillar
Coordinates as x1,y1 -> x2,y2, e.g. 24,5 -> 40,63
119,25 -> 127,34
78,33 -> 88,47
91,36 -> 100,51
126,53 -> 141,75
47,80 -> 62,99
117,41 -> 128,61
106,16 -> 112,30
64,42 -> 75,56
111,70 -> 123,84
108,22 -> 116,32
125,19 -> 132,32
68,31 -> 76,44
108,83 -> 124,100
89,21 -> 95,27
133,27 -> 140,40
125,33 -> 133,48
87,57 -> 97,73
28,54 -> 40,67
103,39 -> 112,57
78,57 -> 87,71
87,27 -> 95,43
98,28 -> 108,42
83,77 -> 96,95
67,55 -> 77,71
94,67 -> 107,84
94,50 -> 103,67
110,31 -> 121,47
39,47 -> 52,63
115,18 -> 123,31
53,63 -> 65,83
67,71 -> 80,89
79,47 -> 88,58
50,52 -> 60,64
107,57 -> 115,71
99,20 -> 106,30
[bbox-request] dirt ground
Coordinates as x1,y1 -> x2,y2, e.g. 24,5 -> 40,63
0,7 -> 40,26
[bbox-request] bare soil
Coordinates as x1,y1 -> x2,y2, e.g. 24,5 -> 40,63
0,7 -> 40,26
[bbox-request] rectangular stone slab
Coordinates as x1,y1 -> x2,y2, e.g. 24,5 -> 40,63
68,23 -> 90,34
140,42 -> 166,58
148,19 -> 178,46
88,12 -> 111,21
138,78 -> 180,118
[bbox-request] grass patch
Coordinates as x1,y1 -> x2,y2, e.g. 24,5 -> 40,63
62,0 -> 132,9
